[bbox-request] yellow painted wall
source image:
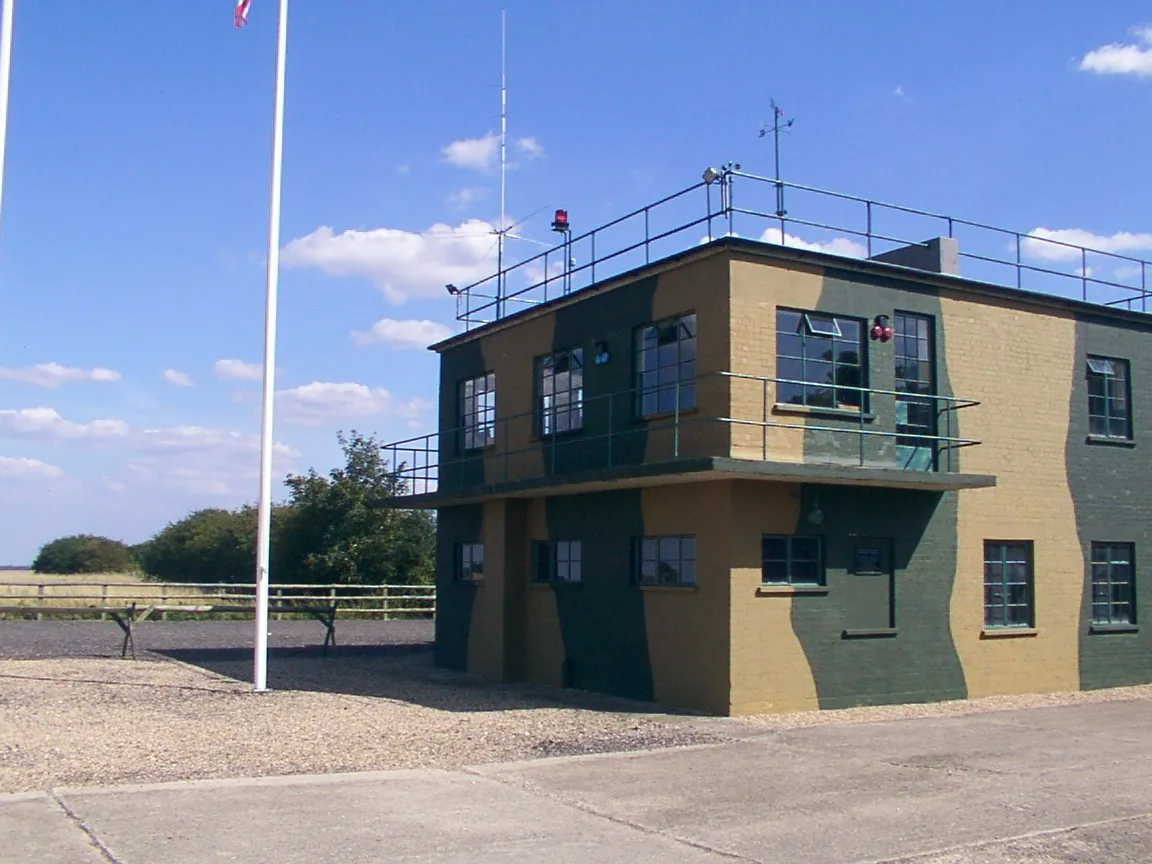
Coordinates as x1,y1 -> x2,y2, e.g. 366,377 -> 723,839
466,499 -> 508,679
523,497 -> 566,687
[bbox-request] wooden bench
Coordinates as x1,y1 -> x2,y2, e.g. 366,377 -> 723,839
0,601 -> 339,660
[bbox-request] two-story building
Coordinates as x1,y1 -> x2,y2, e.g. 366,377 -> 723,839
382,173 -> 1151,716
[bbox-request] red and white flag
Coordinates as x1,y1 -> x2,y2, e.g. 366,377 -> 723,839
234,0 -> 251,28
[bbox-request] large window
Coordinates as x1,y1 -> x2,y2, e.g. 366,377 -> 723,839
1087,356 -> 1131,440
456,543 -> 485,582
1091,542 -> 1135,625
636,313 -> 696,417
460,373 -> 496,451
776,309 -> 864,410
762,535 -> 824,585
537,348 -> 584,435
634,535 -> 696,586
533,540 -> 583,584
984,541 -> 1033,628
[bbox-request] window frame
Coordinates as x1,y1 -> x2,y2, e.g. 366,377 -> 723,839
535,347 -> 585,437
532,540 -> 583,584
1090,541 -> 1136,626
983,540 -> 1034,629
460,372 -> 497,452
775,308 -> 867,412
1086,355 -> 1131,441
455,542 -> 485,583
635,312 -> 697,419
761,535 -> 825,586
633,535 -> 697,587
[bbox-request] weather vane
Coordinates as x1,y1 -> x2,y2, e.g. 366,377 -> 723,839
759,99 -> 793,218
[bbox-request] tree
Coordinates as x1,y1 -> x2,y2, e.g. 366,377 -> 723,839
135,508 -> 259,583
32,535 -> 136,574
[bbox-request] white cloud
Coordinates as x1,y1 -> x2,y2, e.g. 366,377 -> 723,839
0,363 -> 121,388
212,358 -> 263,381
0,456 -> 64,480
448,186 -> 488,210
282,219 -> 497,304
1021,227 -> 1152,262
277,381 -> 432,429
1080,26 -> 1152,77
131,426 -> 301,497
396,163 -> 410,175
516,137 -> 545,159
0,408 -> 130,442
351,318 -> 454,349
442,132 -> 499,171
162,369 -> 194,387
758,227 -> 868,258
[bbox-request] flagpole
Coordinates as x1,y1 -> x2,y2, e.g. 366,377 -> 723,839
0,0 -> 16,240
253,0 -> 289,693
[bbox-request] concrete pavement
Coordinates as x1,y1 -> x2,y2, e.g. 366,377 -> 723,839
3,696 -> 1150,863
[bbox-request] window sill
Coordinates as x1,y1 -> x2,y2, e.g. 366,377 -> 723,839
773,403 -> 874,422
638,406 -> 700,423
757,585 -> 829,596
637,584 -> 699,593
842,627 -> 897,639
980,627 -> 1037,639
1085,435 -> 1135,448
1089,623 -> 1138,634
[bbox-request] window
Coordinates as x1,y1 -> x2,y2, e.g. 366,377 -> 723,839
1087,356 -> 1131,440
983,541 -> 1033,628
461,373 -> 496,451
894,312 -> 937,470
456,543 -> 484,582
637,313 -> 696,417
762,535 -> 824,585
776,309 -> 864,410
533,540 -> 583,584
634,535 -> 696,586
1091,542 -> 1135,625
537,349 -> 584,435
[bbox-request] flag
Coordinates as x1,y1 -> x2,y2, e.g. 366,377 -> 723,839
234,0 -> 251,28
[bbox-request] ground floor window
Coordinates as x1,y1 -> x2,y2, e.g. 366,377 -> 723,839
456,543 -> 484,582
533,540 -> 583,584
983,541 -> 1033,627
1091,542 -> 1135,625
634,536 -> 696,586
762,535 -> 824,585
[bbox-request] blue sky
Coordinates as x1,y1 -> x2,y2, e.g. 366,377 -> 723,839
0,1 -> 1150,563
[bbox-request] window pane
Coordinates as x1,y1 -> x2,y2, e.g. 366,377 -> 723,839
763,537 -> 787,561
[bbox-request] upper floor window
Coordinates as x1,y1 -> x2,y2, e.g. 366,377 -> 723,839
634,535 -> 696,586
537,348 -> 584,435
1091,542 -> 1135,626
533,540 -> 583,584
776,309 -> 864,411
984,541 -> 1033,628
762,535 -> 824,585
461,373 -> 496,451
1087,356 -> 1131,440
456,543 -> 485,582
637,313 -> 696,417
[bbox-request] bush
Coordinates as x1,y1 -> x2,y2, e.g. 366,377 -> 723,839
31,535 -> 137,574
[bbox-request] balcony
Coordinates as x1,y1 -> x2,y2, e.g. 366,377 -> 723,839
379,374 -> 995,506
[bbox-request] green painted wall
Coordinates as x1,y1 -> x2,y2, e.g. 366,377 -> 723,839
433,504 -> 483,671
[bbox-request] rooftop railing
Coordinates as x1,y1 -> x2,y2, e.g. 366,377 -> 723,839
455,168 -> 1152,328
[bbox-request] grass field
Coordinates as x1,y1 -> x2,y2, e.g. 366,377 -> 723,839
0,571 -> 212,608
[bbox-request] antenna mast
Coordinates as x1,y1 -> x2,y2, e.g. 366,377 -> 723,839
759,99 -> 794,218
496,10 -> 507,318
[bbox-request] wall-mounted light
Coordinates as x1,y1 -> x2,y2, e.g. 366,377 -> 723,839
702,167 -> 720,185
445,283 -> 460,296
870,314 -> 893,342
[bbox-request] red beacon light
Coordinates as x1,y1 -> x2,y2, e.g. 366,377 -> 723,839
870,314 -> 893,343
551,209 -> 570,233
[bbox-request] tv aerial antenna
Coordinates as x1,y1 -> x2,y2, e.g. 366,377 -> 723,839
759,99 -> 793,218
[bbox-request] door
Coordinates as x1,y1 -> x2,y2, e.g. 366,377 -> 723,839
843,537 -> 895,634
894,312 -> 937,471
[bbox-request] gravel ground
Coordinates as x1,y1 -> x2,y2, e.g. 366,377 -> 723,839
1,620 -> 1149,794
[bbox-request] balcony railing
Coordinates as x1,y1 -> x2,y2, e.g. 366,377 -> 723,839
381,372 -> 982,498
454,168 -> 1152,328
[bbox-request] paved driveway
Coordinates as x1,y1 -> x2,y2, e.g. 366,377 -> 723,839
4,695 -> 1150,863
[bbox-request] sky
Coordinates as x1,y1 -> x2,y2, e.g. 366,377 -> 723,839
0,1 -> 1150,564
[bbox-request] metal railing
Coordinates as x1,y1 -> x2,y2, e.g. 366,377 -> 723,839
455,168 -> 1152,328
382,373 -> 982,497
0,582 -> 436,619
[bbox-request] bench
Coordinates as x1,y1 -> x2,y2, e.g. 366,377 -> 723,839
0,601 -> 339,660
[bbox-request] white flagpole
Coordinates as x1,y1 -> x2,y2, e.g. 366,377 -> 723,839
253,0 -> 289,693
0,0 -> 16,240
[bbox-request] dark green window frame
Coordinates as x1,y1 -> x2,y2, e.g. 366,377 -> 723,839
634,535 -> 696,586
460,372 -> 496,451
636,313 -> 697,417
1086,356 -> 1131,440
1091,542 -> 1135,625
533,540 -> 583,584
535,348 -> 584,436
983,541 -> 1033,628
762,535 -> 824,585
776,309 -> 866,411
456,542 -> 485,582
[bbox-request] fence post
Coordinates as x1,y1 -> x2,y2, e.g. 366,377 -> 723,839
382,585 -> 390,621
36,583 -> 44,621
161,585 -> 168,621
101,583 -> 108,620
275,587 -> 283,621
